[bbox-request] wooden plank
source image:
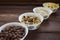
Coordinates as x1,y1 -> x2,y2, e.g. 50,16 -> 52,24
0,6 -> 60,32
0,14 -> 18,22
0,0 -> 59,2
25,32 -> 60,40
0,4 -> 60,40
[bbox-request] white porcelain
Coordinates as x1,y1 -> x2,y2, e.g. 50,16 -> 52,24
33,7 -> 53,19
0,22 -> 28,40
18,12 -> 44,30
43,2 -> 59,13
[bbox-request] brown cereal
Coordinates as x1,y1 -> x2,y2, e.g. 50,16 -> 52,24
0,26 -> 25,40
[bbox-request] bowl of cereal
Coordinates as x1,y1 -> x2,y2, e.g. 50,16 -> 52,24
18,12 -> 44,30
0,22 -> 28,40
43,2 -> 59,13
33,7 -> 52,19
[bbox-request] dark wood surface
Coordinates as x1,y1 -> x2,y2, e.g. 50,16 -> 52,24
0,3 -> 60,40
0,0 -> 59,3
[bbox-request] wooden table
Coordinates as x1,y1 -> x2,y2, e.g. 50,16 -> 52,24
0,3 -> 60,40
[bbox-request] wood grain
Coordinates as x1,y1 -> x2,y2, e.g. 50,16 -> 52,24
0,5 -> 60,40
0,0 -> 59,3
25,32 -> 60,40
0,6 -> 60,32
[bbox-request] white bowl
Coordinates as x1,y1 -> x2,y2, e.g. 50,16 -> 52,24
0,22 -> 28,40
43,2 -> 59,13
33,7 -> 53,19
18,12 -> 44,30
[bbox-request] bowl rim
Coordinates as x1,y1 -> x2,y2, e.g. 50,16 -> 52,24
43,2 -> 59,9
33,7 -> 53,19
0,22 -> 28,40
33,7 -> 53,15
18,12 -> 44,27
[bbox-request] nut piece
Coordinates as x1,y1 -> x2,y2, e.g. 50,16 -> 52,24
20,16 -> 41,25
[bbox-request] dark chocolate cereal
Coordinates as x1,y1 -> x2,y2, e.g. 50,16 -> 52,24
0,26 -> 25,40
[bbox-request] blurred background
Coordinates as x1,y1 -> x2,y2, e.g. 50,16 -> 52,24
0,0 -> 60,4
